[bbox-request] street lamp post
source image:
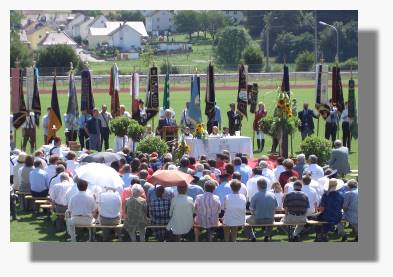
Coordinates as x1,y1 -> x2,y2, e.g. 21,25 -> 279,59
319,21 -> 339,63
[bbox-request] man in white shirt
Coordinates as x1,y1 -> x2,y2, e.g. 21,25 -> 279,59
341,101 -> 351,150
246,167 -> 271,201
273,157 -> 286,182
301,174 -> 319,216
259,161 -> 275,185
97,187 -> 122,241
45,155 -> 59,184
304,154 -> 324,181
65,151 -> 79,176
42,107 -> 51,144
120,105 -> 131,118
66,179 -> 97,242
99,104 -> 113,151
48,165 -> 65,189
49,172 -> 73,213
34,150 -> 47,169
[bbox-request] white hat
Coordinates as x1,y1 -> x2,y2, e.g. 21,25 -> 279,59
323,178 -> 345,192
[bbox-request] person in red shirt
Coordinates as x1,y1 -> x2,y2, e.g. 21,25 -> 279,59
278,159 -> 300,190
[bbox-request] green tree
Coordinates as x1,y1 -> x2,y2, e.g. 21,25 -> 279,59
10,10 -> 23,31
140,43 -> 155,67
243,10 -> 268,38
10,32 -> 33,67
214,26 -> 252,68
174,11 -> 200,41
295,51 -> 314,71
118,11 -> 144,22
242,43 -> 264,72
207,11 -> 228,40
36,45 -> 79,68
272,32 -> 297,63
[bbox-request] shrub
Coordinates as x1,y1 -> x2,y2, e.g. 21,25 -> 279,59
242,43 -> 264,73
295,51 -> 314,71
300,136 -> 332,165
36,45 -> 80,68
340,57 -> 358,70
110,116 -> 132,137
127,120 -> 145,142
137,136 -> 168,156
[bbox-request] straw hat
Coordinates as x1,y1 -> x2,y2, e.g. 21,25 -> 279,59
17,152 -> 27,163
324,178 -> 345,192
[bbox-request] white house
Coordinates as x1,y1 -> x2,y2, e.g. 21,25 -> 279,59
75,17 -> 94,40
65,13 -> 86,38
38,30 -> 77,49
145,10 -> 176,34
87,16 -> 148,51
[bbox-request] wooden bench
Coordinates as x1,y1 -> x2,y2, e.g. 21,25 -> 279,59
75,223 -> 124,241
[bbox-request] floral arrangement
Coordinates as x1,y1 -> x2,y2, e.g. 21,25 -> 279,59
174,137 -> 191,161
275,91 -> 293,119
194,123 -> 208,139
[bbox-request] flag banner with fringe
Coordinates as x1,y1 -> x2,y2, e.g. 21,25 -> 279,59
348,78 -> 358,139
249,83 -> 258,114
315,64 -> 330,118
47,76 -> 62,143
32,67 -> 41,126
332,66 -> 345,112
205,63 -> 215,122
163,71 -> 170,110
188,75 -> 202,124
66,71 -> 79,133
109,64 -> 120,117
81,69 -> 95,114
131,73 -> 140,115
145,66 -> 159,122
25,67 -> 34,111
237,64 -> 248,119
12,68 -> 27,129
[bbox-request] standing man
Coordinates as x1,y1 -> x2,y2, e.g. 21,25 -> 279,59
325,100 -> 339,145
341,101 -> 351,150
85,109 -> 102,151
298,103 -> 319,140
78,111 -> 91,150
120,105 -> 132,118
180,102 -> 192,130
207,102 -> 221,134
22,111 -> 36,153
227,103 -> 242,136
99,105 -> 112,151
42,107 -> 51,144
157,109 -> 177,142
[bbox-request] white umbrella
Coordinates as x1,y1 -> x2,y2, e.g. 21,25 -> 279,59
75,163 -> 124,193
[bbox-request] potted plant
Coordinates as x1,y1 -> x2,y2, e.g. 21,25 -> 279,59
127,119 -> 145,151
110,116 -> 132,151
300,136 -> 332,166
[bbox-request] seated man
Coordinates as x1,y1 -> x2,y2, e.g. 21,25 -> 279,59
281,181 -> 309,241
157,109 -> 177,142
66,179 -> 97,242
29,160 -> 49,197
244,178 -> 278,242
49,172 -> 73,214
183,127 -> 194,139
209,126 -> 220,136
343,179 -> 358,242
97,187 -> 122,241
194,180 -> 221,242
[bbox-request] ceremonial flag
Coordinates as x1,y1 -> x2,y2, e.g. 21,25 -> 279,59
332,66 -> 345,112
109,64 -> 120,117
348,78 -> 358,139
188,75 -> 202,124
249,83 -> 259,114
162,71 -> 170,110
237,64 -> 248,118
25,67 -> 34,111
47,76 -> 62,143
205,63 -> 215,122
315,64 -> 330,118
131,73 -> 140,115
31,67 -> 41,126
11,68 -> 27,129
281,64 -> 290,94
81,69 -> 95,114
145,66 -> 159,122
66,71 -> 79,133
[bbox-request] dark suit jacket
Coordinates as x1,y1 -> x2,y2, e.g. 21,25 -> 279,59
85,117 -> 102,135
227,110 -> 241,132
157,118 -> 177,141
298,109 -> 318,132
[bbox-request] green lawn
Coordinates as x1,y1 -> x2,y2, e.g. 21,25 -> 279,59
14,86 -> 358,169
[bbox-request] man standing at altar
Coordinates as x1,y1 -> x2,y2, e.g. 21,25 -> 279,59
157,109 -> 177,142
227,103 -> 242,136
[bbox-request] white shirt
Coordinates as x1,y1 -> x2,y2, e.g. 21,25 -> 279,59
301,185 -> 319,216
167,194 -> 194,235
304,163 -> 324,180
66,160 -> 79,176
49,175 -> 61,190
273,191 -> 284,209
98,111 -> 112,128
274,165 -> 286,182
68,191 -> 97,217
341,108 -> 349,123
122,111 -> 132,118
262,168 -> 275,184
223,193 -> 247,226
97,190 -> 122,218
45,165 -> 57,184
21,112 -> 35,129
42,114 -> 49,135
49,180 -> 73,206
239,182 -> 248,198
246,175 -> 271,201
65,184 -> 94,206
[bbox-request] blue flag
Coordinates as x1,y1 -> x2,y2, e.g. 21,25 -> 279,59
188,75 -> 202,124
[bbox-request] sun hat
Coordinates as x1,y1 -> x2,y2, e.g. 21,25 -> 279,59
17,152 -> 27,163
324,178 -> 345,192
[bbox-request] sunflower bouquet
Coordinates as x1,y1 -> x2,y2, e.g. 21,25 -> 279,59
194,123 -> 208,139
275,90 -> 293,119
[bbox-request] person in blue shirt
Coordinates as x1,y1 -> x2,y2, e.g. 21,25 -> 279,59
233,157 -> 251,184
207,102 -> 222,134
313,178 -> 344,242
78,111 -> 91,150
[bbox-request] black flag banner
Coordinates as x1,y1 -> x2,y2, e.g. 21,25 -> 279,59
205,63 -> 216,123
13,69 -> 27,129
249,83 -> 258,114
81,69 -> 95,114
145,66 -> 159,122
237,64 -> 248,118
332,66 -> 345,112
32,68 -> 41,126
281,64 -> 290,94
